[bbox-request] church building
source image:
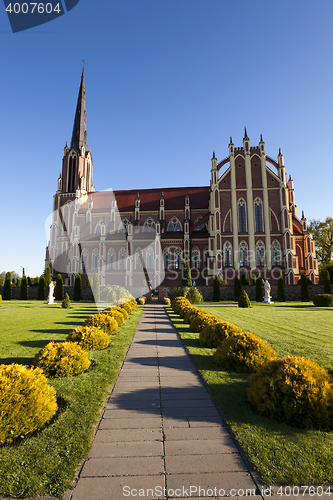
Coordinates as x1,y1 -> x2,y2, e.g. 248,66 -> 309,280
46,70 -> 319,289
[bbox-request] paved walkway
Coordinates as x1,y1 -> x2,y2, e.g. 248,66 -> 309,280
68,302 -> 261,500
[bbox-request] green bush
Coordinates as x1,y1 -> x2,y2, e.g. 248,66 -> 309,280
0,364 -> 57,445
55,274 -> 64,301
44,266 -> 51,287
213,275 -> 220,302
247,356 -> 333,429
73,274 -> 82,301
277,274 -> 286,302
67,326 -> 110,351
20,275 -> 28,300
255,275 -> 263,302
299,273 -> 310,301
313,294 -> 333,307
92,273 -> 100,302
233,276 -> 241,302
33,342 -> 91,378
199,321 -> 243,348
163,297 -> 171,305
190,311 -> 221,333
213,332 -> 276,373
238,289 -> 251,308
0,278 -> 4,287
61,293 -> 71,309
85,313 -> 118,335
324,270 -> 332,294
185,287 -> 203,304
181,261 -> 192,287
240,272 -> 250,285
2,277 -> 12,300
37,275 -> 46,300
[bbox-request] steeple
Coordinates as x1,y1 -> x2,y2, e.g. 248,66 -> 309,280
70,68 -> 89,153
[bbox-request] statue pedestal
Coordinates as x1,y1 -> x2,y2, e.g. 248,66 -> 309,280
263,295 -> 274,304
47,297 -> 55,304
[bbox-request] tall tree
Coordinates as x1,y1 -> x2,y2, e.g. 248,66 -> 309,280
255,275 -> 263,302
181,261 -> 192,287
55,274 -> 64,301
92,273 -> 100,302
300,273 -> 309,302
73,274 -> 82,301
37,275 -> 46,300
233,276 -> 242,302
44,266 -> 52,287
308,217 -> 333,265
20,276 -> 28,300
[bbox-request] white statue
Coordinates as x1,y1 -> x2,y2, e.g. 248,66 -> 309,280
47,281 -> 55,304
263,279 -> 273,304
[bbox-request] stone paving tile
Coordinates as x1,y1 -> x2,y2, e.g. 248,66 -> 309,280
106,400 -> 161,409
88,440 -> 163,458
162,399 -> 214,408
99,417 -> 162,429
165,438 -> 238,455
166,472 -> 258,496
165,453 -> 247,474
188,416 -> 224,427
163,417 -> 190,428
81,455 -> 164,477
94,428 -> 163,442
71,476 -> 166,500
111,387 -> 160,396
164,407 -> 220,418
103,409 -> 161,419
164,426 -> 231,441
160,389 -> 210,400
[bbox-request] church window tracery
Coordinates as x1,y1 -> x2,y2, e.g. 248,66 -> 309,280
119,248 -> 126,269
135,249 -> 143,269
192,248 -> 200,269
107,248 -> 115,270
239,241 -> 248,267
167,217 -> 182,232
238,199 -> 247,232
146,249 -> 154,269
143,217 -> 156,232
224,241 -> 232,267
174,248 -> 182,269
92,249 -> 99,270
256,240 -> 265,266
119,219 -> 130,233
163,248 -> 171,269
254,198 -> 263,232
272,240 -> 281,266
81,250 -> 88,271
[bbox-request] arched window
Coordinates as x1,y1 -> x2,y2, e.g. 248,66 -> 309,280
254,198 -> 263,232
256,240 -> 265,266
272,240 -> 281,266
96,224 -> 101,234
238,199 -> 247,232
239,241 -> 248,267
167,217 -> 182,232
92,249 -> 99,270
81,250 -> 88,271
164,248 -> 171,269
107,248 -> 115,270
146,249 -> 154,269
174,248 -> 182,269
135,249 -> 143,269
119,218 -> 130,233
143,217 -> 156,232
119,248 -> 126,269
224,242 -> 232,267
68,154 -> 76,192
192,248 -> 200,269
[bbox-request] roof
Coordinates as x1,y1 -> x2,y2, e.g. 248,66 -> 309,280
80,186 -> 210,213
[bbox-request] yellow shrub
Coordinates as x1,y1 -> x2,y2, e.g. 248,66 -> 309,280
189,311 -> 221,333
163,297 -> 171,305
0,364 -> 57,445
33,341 -> 91,378
85,313 -> 118,335
179,304 -> 196,320
137,296 -> 146,305
103,307 -> 125,326
199,321 -> 243,348
172,297 -> 191,314
119,301 -> 134,315
247,356 -> 333,429
67,326 -> 110,351
213,332 -> 276,373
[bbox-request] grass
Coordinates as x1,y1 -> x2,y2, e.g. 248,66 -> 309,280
0,302 -> 143,498
166,304 -> 333,486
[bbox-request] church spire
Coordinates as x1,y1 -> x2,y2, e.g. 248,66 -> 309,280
70,68 -> 89,153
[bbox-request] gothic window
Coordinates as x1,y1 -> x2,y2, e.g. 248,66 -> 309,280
68,154 -> 76,192
92,249 -> 99,270
163,248 -> 171,269
193,216 -> 202,231
167,217 -> 182,232
174,248 -> 182,269
146,249 -> 154,269
143,217 -> 156,232
119,219 -> 130,233
272,240 -> 281,266
204,249 -> 209,269
254,198 -> 263,232
107,248 -> 115,270
135,249 -> 143,269
238,199 -> 247,232
96,224 -> 101,234
224,241 -> 232,267
239,241 -> 248,267
256,240 -> 265,266
192,248 -> 200,269
81,250 -> 88,271
119,248 -> 126,269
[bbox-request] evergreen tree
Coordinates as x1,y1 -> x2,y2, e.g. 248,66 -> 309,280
277,274 -> 286,302
2,276 -> 12,300
44,266 -> 52,287
55,274 -> 64,301
92,273 -> 100,302
255,275 -> 263,302
37,275 -> 46,300
300,273 -> 309,302
234,276 -> 242,302
213,275 -> 220,302
27,276 -> 32,286
324,270 -> 332,294
73,274 -> 82,301
86,276 -> 91,287
20,276 -> 28,300
240,272 -> 250,286
238,289 -> 251,308
181,261 -> 192,287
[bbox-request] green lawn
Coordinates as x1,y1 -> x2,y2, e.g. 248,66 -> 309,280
0,302 -> 143,498
166,304 -> 333,486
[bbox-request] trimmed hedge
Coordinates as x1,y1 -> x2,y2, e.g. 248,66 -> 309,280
247,356 -> 333,429
32,341 -> 91,378
313,294 -> 333,307
213,332 -> 276,373
85,313 -> 118,335
199,321 -> 243,348
190,311 -> 221,333
67,326 -> 110,351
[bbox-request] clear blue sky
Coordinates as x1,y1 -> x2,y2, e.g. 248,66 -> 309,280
1,0 -> 332,277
